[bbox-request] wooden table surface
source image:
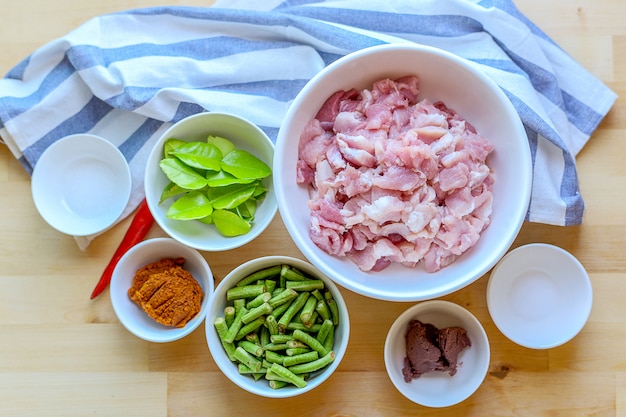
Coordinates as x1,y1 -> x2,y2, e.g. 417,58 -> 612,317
0,1 -> 623,416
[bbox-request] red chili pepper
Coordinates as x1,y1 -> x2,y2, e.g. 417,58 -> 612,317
90,198 -> 155,299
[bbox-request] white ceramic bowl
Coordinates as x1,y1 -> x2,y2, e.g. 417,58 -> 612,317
110,237 -> 214,343
274,43 -> 532,302
384,300 -> 490,407
144,112 -> 277,251
205,256 -> 350,398
487,243 -> 593,349
31,133 -> 131,236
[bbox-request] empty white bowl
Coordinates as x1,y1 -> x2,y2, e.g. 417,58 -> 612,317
487,243 -> 593,349
274,43 -> 532,302
144,112 -> 277,252
205,256 -> 350,398
384,300 -> 490,407
110,237 -> 214,343
31,134 -> 131,236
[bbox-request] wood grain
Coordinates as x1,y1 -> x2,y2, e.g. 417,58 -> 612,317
0,1 -> 622,416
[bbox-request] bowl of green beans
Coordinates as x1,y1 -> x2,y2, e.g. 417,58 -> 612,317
205,256 -> 350,398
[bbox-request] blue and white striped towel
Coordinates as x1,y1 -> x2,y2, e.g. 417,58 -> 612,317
0,0 -> 616,249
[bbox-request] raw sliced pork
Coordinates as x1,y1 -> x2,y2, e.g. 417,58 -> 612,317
297,75 -> 494,272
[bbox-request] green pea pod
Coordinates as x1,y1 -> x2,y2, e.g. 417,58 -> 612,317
207,183 -> 257,210
159,182 -> 186,203
159,158 -> 207,190
207,135 -> 236,156
221,149 -> 271,180
206,170 -> 257,187
212,209 -> 251,236
172,142 -> 223,171
164,138 -> 186,158
166,190 -> 213,220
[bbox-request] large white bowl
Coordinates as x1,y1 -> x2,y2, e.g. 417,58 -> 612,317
205,256 -> 350,398
274,43 -> 532,301
145,112 -> 277,252
110,237 -> 214,343
384,300 -> 490,407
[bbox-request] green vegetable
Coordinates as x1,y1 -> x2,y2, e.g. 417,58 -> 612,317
166,191 -> 213,220
207,134 -> 236,156
171,142 -> 222,171
159,158 -> 207,190
221,149 -> 272,179
213,264 -> 340,389
157,134 -> 271,237
212,209 -> 252,237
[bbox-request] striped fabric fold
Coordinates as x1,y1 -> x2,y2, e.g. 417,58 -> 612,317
0,0 -> 616,249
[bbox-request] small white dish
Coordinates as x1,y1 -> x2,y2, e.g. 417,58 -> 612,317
384,300 -> 490,408
110,237 -> 214,343
487,243 -> 593,349
31,134 -> 131,236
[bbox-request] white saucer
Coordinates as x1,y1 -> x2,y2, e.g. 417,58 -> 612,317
31,134 -> 132,236
487,243 -> 592,349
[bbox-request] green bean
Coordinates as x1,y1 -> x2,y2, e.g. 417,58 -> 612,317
269,363 -> 307,388
316,299 -> 331,322
280,265 -> 312,281
316,319 -> 334,344
277,292 -> 310,332
264,350 -> 286,365
264,279 -> 277,294
286,347 -> 311,356
242,302 -> 272,324
235,316 -> 265,341
238,340 -> 263,357
223,306 -> 247,344
268,288 -> 298,308
245,292 -> 272,309
224,306 -> 236,327
265,314 -> 279,335
269,380 -> 289,389
233,346 -> 262,372
298,296 -> 318,325
324,290 -> 340,325
288,351 -> 335,375
259,325 -> 270,347
285,280 -> 325,292
292,329 -> 328,357
227,284 -> 265,301
263,342 -> 289,351
286,322 -> 322,333
235,265 -> 282,287
269,334 -> 294,344
283,350 -> 319,367
323,327 -> 334,352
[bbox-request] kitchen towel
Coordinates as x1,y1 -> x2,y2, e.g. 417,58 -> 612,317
0,0 -> 616,249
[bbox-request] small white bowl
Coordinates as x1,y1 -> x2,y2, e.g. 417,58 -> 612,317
144,112 -> 277,252
205,256 -> 350,398
487,243 -> 593,349
31,134 -> 131,236
274,43 -> 532,302
110,237 -> 214,343
384,300 -> 490,408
